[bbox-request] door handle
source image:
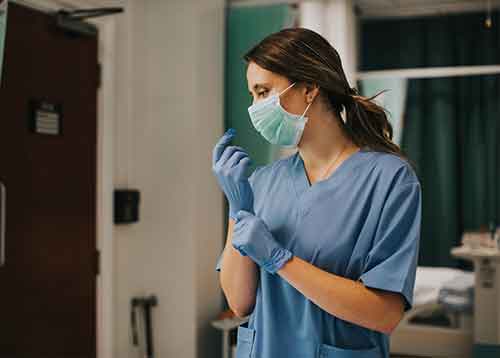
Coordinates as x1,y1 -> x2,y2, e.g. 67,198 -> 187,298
0,181 -> 5,267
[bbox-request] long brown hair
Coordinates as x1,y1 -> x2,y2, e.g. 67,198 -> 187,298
244,27 -> 411,164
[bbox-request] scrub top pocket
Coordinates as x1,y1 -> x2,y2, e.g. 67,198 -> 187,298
317,343 -> 381,358
235,324 -> 256,358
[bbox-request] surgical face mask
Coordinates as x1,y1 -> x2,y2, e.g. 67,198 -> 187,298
0,0 -> 7,87
248,82 -> 313,148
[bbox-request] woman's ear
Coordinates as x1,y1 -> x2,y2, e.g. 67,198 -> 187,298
304,83 -> 320,104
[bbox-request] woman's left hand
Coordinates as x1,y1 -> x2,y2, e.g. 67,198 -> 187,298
232,210 -> 293,274
212,129 -> 254,220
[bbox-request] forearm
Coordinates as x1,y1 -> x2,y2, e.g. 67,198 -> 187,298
277,255 -> 404,334
219,219 -> 259,317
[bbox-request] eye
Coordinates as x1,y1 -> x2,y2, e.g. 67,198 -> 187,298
257,90 -> 269,98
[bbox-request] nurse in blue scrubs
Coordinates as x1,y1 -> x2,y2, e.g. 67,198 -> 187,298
213,27 -> 421,358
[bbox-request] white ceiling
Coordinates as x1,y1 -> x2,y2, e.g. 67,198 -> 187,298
354,0 -> 500,19
14,0 -> 498,19
232,0 -> 498,19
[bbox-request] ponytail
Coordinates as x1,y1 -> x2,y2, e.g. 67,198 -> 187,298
334,87 -> 415,169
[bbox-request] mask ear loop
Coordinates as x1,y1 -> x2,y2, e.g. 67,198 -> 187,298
280,82 -> 314,118
278,82 -> 313,120
300,101 -> 313,120
279,82 -> 296,96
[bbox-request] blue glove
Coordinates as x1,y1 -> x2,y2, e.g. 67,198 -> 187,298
232,210 -> 293,274
212,129 -> 254,220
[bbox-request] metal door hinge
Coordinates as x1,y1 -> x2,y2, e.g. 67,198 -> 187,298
55,8 -> 124,37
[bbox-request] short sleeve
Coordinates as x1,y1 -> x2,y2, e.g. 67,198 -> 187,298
359,181 -> 422,311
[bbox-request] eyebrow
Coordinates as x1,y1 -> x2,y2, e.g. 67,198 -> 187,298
249,83 -> 271,94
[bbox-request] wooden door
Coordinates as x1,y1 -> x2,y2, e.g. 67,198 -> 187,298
0,3 -> 98,357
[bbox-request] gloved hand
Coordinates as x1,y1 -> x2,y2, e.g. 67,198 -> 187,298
212,128 -> 254,220
232,210 -> 293,274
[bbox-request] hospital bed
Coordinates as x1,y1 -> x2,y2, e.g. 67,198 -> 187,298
390,266 -> 474,358
213,266 -> 476,358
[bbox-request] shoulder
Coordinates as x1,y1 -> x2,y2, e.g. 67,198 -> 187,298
365,150 -> 420,188
364,152 -> 422,227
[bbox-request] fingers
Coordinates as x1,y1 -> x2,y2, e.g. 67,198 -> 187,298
212,129 -> 253,179
232,157 -> 251,178
222,149 -> 252,181
212,128 -> 236,167
218,145 -> 245,167
226,150 -> 247,168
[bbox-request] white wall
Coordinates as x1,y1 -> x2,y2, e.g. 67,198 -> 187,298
113,0 -> 226,357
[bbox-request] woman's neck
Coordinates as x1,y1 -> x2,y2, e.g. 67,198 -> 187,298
298,108 -> 358,174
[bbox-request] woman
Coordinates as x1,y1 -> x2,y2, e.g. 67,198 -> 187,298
212,27 -> 421,358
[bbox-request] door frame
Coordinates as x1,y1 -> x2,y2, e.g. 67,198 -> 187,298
10,1 -> 117,357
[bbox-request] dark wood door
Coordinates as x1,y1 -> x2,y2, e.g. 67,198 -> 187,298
0,3 -> 98,357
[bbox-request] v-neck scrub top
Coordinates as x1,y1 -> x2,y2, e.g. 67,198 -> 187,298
216,147 -> 422,358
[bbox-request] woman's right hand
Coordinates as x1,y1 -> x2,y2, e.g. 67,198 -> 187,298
212,128 -> 254,219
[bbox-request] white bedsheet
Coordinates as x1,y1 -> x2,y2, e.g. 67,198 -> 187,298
413,266 -> 474,306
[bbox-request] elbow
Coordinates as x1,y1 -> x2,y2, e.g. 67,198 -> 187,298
379,320 -> 399,335
229,301 -> 255,319
227,294 -> 256,318
374,292 -> 406,335
219,285 -> 255,319
220,281 -> 257,319
231,307 -> 250,319
378,309 -> 404,335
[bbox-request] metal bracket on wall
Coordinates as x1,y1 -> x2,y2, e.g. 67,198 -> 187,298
131,295 -> 159,358
55,7 -> 124,37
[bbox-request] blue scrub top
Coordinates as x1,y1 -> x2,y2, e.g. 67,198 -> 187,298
216,147 -> 422,358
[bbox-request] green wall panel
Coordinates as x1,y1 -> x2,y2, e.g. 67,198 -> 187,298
225,4 -> 295,168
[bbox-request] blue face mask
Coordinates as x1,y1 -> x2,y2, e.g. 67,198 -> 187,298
0,0 -> 7,87
248,82 -> 313,148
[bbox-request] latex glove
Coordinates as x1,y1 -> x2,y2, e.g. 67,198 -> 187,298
212,128 -> 254,220
232,210 -> 293,274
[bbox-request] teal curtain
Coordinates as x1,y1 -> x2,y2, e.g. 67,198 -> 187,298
0,0 -> 7,86
361,11 -> 500,267
225,4 -> 295,168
